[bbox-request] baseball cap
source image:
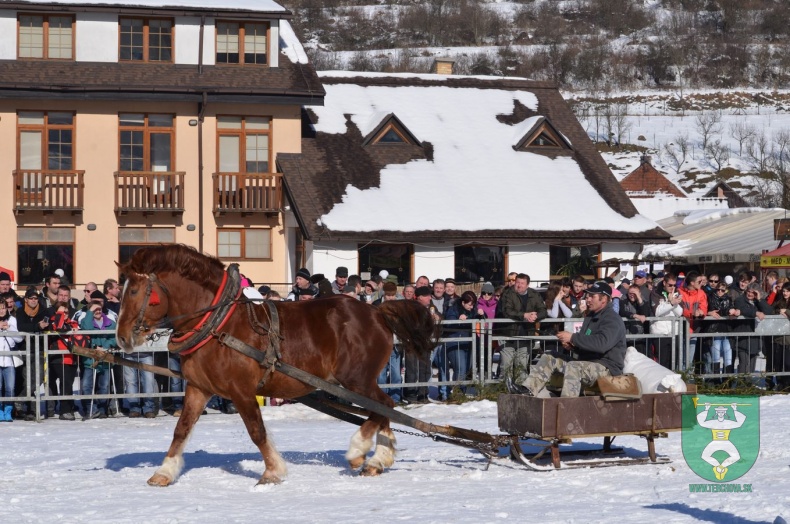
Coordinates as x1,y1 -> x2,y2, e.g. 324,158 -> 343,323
585,281 -> 612,297
634,270 -> 647,279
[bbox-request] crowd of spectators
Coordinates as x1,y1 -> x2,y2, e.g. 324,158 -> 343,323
2,264 -> 789,420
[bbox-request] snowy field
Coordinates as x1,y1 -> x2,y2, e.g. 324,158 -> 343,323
2,397 -> 788,523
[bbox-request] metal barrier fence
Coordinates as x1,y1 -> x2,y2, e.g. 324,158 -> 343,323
2,314 -> 789,420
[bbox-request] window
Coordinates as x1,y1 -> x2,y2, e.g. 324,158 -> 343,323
217,116 -> 272,191
18,14 -> 73,59
119,113 -> 174,172
118,228 -> 175,270
217,229 -> 271,260
454,245 -> 506,285
216,21 -> 268,65
18,111 -> 75,170
358,244 -> 412,285
549,245 -> 600,279
18,227 -> 75,286
515,118 -> 572,151
365,116 -> 418,146
376,126 -> 406,144
119,18 -> 173,62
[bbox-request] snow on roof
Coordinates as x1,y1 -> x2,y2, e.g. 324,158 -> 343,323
279,20 -> 308,65
311,77 -> 659,234
7,0 -> 288,12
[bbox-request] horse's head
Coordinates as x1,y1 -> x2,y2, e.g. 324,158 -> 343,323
116,272 -> 171,353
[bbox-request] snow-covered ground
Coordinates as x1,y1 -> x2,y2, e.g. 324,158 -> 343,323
2,397 -> 788,523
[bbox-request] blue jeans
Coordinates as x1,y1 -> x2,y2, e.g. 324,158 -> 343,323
123,352 -> 156,414
445,343 -> 470,392
81,366 -> 111,416
168,354 -> 183,410
0,365 -> 15,409
377,346 -> 402,402
707,337 -> 733,373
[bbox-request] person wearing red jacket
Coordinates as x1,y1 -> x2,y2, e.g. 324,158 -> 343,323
678,271 -> 708,371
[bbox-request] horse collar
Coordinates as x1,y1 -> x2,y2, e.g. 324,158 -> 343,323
169,264 -> 242,355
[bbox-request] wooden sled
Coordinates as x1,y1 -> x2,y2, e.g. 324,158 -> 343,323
498,381 -> 695,470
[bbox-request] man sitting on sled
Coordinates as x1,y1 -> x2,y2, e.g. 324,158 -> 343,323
508,281 -> 627,397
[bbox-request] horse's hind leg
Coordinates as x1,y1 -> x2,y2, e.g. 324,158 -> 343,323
363,422 -> 397,476
345,387 -> 397,475
234,395 -> 287,485
148,384 -> 210,487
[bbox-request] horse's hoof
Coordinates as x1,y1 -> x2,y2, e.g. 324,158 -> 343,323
360,464 -> 383,477
257,473 -> 283,485
147,473 -> 173,487
347,456 -> 365,470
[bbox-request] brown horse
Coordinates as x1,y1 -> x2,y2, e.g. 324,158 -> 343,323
115,244 -> 437,486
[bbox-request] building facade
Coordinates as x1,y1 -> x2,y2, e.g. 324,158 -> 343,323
0,0 -> 323,287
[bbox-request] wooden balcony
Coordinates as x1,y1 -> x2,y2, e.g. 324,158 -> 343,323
212,173 -> 282,216
114,171 -> 185,215
13,170 -> 85,214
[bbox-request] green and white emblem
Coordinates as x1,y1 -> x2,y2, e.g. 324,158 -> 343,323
682,395 -> 759,482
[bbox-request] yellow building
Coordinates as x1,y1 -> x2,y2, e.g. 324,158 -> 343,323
0,0 -> 323,288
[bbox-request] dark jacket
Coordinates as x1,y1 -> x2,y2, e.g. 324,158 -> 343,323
497,285 -> 547,338
443,302 -> 484,352
569,304 -> 627,376
619,297 -> 651,334
733,295 -> 773,355
704,290 -> 734,333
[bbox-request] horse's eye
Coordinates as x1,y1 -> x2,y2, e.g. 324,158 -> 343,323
129,288 -> 138,296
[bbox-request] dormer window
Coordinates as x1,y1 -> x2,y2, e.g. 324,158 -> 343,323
513,116 -> 572,152
364,114 -> 419,146
377,126 -> 407,144
216,21 -> 269,65
18,14 -> 73,60
120,18 -> 173,62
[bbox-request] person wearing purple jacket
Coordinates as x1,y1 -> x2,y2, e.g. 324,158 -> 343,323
476,282 -> 498,376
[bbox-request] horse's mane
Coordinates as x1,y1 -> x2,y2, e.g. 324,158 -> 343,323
120,244 -> 225,286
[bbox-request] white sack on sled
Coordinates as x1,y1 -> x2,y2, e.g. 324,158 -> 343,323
623,346 -> 686,393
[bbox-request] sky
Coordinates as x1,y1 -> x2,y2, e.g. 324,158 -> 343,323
2,397 -> 788,523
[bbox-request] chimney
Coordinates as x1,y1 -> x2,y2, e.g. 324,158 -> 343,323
432,57 -> 455,75
640,154 -> 652,166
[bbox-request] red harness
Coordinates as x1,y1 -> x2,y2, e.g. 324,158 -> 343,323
170,270 -> 241,356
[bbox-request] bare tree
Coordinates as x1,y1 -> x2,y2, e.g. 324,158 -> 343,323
729,120 -> 757,156
602,103 -> 631,146
695,110 -> 723,151
748,176 -> 782,208
746,131 -> 773,174
663,133 -> 691,174
771,129 -> 790,207
705,139 -> 731,174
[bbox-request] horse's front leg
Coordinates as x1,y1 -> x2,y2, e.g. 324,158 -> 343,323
148,384 -> 210,487
234,395 -> 287,485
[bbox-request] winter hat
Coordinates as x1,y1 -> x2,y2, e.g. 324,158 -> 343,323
24,288 -> 39,299
309,273 -> 326,285
258,285 -> 271,295
296,267 -> 311,280
382,282 -> 398,295
415,286 -> 431,297
481,282 -> 495,294
335,266 -> 349,278
90,290 -> 106,302
0,272 -> 10,282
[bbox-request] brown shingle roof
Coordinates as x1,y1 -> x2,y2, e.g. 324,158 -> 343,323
0,57 -> 324,104
279,74 -> 669,243
620,160 -> 686,198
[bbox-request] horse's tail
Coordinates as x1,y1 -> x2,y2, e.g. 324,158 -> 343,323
377,300 -> 439,361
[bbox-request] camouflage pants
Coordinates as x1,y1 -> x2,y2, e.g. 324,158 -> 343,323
498,343 -> 531,385
523,354 -> 610,397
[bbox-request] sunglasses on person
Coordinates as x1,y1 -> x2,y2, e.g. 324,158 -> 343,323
717,288 -> 728,293
709,279 -> 719,284
482,291 -> 493,296
508,279 -> 516,283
